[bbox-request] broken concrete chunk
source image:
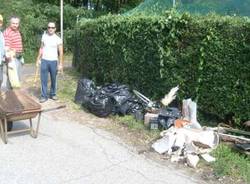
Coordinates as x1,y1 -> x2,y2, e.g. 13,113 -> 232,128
174,132 -> 185,148
171,155 -> 185,162
151,134 -> 176,154
186,154 -> 200,168
200,153 -> 216,162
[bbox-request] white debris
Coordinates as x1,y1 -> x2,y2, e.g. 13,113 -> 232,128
151,134 -> 176,154
171,155 -> 184,163
151,126 -> 219,168
200,153 -> 216,162
161,86 -> 179,107
186,154 -> 200,168
182,99 -> 202,129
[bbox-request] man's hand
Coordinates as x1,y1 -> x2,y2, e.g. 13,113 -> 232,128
58,63 -> 63,73
36,59 -> 40,67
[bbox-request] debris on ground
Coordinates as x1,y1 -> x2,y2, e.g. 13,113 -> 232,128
149,91 -> 219,168
216,124 -> 250,156
160,86 -> 179,107
74,79 -> 249,167
74,78 -> 145,117
152,126 -> 219,168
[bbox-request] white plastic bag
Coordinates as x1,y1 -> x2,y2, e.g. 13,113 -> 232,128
8,60 -> 21,88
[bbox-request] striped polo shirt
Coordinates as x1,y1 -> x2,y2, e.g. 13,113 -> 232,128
3,27 -> 23,53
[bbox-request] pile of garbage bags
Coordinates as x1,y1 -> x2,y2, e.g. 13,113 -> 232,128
75,79 -> 220,168
74,78 -> 145,118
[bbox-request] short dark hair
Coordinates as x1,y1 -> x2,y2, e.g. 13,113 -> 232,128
9,15 -> 20,23
48,21 -> 56,26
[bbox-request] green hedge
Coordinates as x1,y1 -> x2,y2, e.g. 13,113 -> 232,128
73,12 -> 250,125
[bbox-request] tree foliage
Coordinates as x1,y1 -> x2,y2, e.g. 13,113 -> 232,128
32,0 -> 142,12
0,0 -> 94,61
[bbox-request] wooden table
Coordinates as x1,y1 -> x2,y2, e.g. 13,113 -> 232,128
0,90 -> 42,144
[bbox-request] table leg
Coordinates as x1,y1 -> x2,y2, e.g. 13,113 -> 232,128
3,118 -> 8,144
34,112 -> 42,138
29,118 -> 35,138
0,119 -> 5,143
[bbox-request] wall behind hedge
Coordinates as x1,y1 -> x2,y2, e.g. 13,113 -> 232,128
73,12 -> 250,125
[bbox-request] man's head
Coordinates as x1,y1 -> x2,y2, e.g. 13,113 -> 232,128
0,14 -> 3,28
10,16 -> 20,31
47,22 -> 56,35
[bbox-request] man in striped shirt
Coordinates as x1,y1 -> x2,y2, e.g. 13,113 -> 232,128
3,16 -> 23,84
0,14 -> 5,89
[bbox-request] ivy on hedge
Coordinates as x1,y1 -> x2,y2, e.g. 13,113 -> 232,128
73,12 -> 250,125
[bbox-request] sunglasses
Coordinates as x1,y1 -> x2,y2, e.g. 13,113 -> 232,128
48,26 -> 55,29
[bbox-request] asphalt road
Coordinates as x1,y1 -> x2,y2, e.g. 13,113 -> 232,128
0,110 -> 208,184
0,64 -> 207,184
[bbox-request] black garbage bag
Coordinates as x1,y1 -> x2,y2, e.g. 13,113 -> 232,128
102,84 -> 132,106
101,83 -> 135,115
84,91 -> 115,117
74,78 -> 96,104
158,107 -> 181,129
119,96 -> 145,114
74,79 -> 147,118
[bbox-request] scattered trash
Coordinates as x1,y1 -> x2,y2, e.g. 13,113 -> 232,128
152,126 -> 219,168
174,119 -> 190,128
149,117 -> 160,130
200,153 -> 216,162
74,78 -> 96,105
234,143 -> 250,156
75,80 -> 240,168
218,132 -> 250,143
158,107 -> 181,129
74,79 -> 145,117
217,124 -> 250,144
84,91 -> 114,117
182,99 -> 202,129
144,113 -> 158,127
161,86 -> 179,107
152,131 -> 177,154
235,143 -> 250,151
133,90 -> 160,113
186,154 -> 200,168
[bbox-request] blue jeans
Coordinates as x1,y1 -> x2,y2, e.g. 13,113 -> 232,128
40,59 -> 57,99
0,64 -> 3,88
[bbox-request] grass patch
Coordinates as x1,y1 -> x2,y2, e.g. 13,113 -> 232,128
114,115 -> 145,130
112,115 -> 161,143
212,144 -> 250,183
57,67 -> 81,111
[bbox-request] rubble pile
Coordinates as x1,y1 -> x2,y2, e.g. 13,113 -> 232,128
149,96 -> 219,168
152,126 -> 219,168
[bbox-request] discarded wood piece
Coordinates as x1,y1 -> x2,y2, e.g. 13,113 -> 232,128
220,127 -> 250,137
218,133 -> 250,143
